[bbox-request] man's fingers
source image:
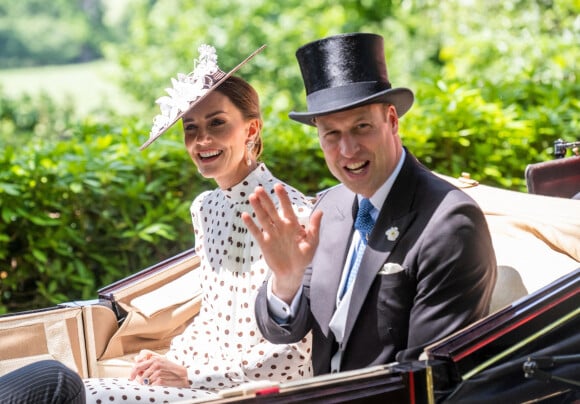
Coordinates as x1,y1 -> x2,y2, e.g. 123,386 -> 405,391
254,186 -> 280,220
309,210 -> 323,239
246,187 -> 281,233
246,191 -> 274,232
273,183 -> 295,219
241,211 -> 262,238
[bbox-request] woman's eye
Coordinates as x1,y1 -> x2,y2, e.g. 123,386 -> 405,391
184,123 -> 197,131
210,119 -> 225,127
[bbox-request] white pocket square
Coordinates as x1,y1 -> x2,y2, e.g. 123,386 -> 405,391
378,263 -> 405,275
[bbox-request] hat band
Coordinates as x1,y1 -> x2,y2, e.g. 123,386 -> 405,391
306,81 -> 391,112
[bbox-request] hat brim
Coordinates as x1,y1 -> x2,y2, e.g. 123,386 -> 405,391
140,44 -> 267,150
288,87 -> 414,127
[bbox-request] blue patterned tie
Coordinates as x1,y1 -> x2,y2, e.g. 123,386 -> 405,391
355,198 -> 375,245
341,198 -> 375,298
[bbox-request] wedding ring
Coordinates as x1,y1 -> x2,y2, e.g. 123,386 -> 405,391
143,377 -> 150,385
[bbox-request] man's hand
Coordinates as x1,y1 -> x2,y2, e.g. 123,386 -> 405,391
129,349 -> 189,387
241,183 -> 323,303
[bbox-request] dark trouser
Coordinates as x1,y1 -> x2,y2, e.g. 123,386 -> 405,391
0,360 -> 85,404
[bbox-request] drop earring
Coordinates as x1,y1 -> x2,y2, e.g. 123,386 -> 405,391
246,142 -> 254,166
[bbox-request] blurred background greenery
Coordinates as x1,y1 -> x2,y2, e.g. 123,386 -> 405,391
0,0 -> 578,313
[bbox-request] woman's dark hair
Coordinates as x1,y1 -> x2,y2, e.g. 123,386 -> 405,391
216,76 -> 263,159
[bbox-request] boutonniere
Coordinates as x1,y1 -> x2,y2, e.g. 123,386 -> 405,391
385,226 -> 399,241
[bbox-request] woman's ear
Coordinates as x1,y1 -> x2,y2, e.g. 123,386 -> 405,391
247,119 -> 262,147
246,118 -> 260,142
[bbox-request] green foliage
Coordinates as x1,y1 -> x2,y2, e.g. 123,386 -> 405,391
0,0 -> 578,313
402,79 -> 534,189
0,88 -> 76,147
0,117 -> 214,313
110,0 -> 579,186
0,0 -> 117,68
261,113 -> 333,193
396,0 -> 580,187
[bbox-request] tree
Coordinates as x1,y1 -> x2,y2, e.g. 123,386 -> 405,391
0,0 -> 114,67
110,0 -> 579,188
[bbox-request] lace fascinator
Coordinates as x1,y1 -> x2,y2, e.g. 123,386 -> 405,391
140,44 -> 266,150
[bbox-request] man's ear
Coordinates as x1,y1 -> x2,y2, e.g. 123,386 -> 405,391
385,104 -> 399,131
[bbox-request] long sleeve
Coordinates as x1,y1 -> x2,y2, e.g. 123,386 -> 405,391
166,164 -> 313,389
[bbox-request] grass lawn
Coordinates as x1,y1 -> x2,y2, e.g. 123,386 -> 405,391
0,60 -> 142,117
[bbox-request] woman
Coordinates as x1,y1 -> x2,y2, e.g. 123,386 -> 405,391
83,45 -> 312,402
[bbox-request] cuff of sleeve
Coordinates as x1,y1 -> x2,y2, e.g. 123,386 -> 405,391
266,277 -> 302,324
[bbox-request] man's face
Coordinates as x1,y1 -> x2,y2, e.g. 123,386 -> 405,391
315,103 -> 402,198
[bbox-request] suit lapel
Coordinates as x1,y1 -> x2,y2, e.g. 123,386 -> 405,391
342,152 -> 421,346
310,187 -> 354,337
342,213 -> 415,345
310,152 -> 423,342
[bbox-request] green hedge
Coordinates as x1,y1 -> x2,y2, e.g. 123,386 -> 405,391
401,75 -> 580,190
1,73 -> 578,313
1,0 -> 579,313
0,102 -> 332,314
0,115 -> 206,312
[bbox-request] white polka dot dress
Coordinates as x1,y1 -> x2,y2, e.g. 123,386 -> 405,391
83,379 -> 217,403
84,164 -> 313,402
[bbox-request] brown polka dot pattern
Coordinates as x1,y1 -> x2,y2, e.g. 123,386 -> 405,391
83,378 -> 217,403
194,164 -> 311,274
84,164 -> 313,402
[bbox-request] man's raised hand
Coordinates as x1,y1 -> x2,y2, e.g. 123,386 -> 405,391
241,183 -> 323,303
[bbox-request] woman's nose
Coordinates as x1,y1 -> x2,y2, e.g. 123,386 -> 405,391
196,129 -> 211,144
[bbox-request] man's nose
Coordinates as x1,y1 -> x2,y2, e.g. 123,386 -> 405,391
339,134 -> 359,157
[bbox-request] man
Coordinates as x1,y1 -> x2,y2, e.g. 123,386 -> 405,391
241,32 -> 497,376
0,360 -> 86,403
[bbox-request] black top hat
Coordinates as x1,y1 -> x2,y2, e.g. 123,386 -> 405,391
288,33 -> 414,126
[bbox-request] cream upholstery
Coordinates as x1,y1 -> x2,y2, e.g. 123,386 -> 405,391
0,306 -> 88,377
440,174 -> 579,313
0,253 -> 202,378
489,265 -> 528,313
86,253 -> 202,377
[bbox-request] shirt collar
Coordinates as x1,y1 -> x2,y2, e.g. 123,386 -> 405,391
359,148 -> 406,219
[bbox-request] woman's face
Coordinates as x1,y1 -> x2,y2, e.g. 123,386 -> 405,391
182,91 -> 258,189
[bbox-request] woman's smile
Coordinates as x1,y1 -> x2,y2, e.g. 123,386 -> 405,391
198,149 -> 223,162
